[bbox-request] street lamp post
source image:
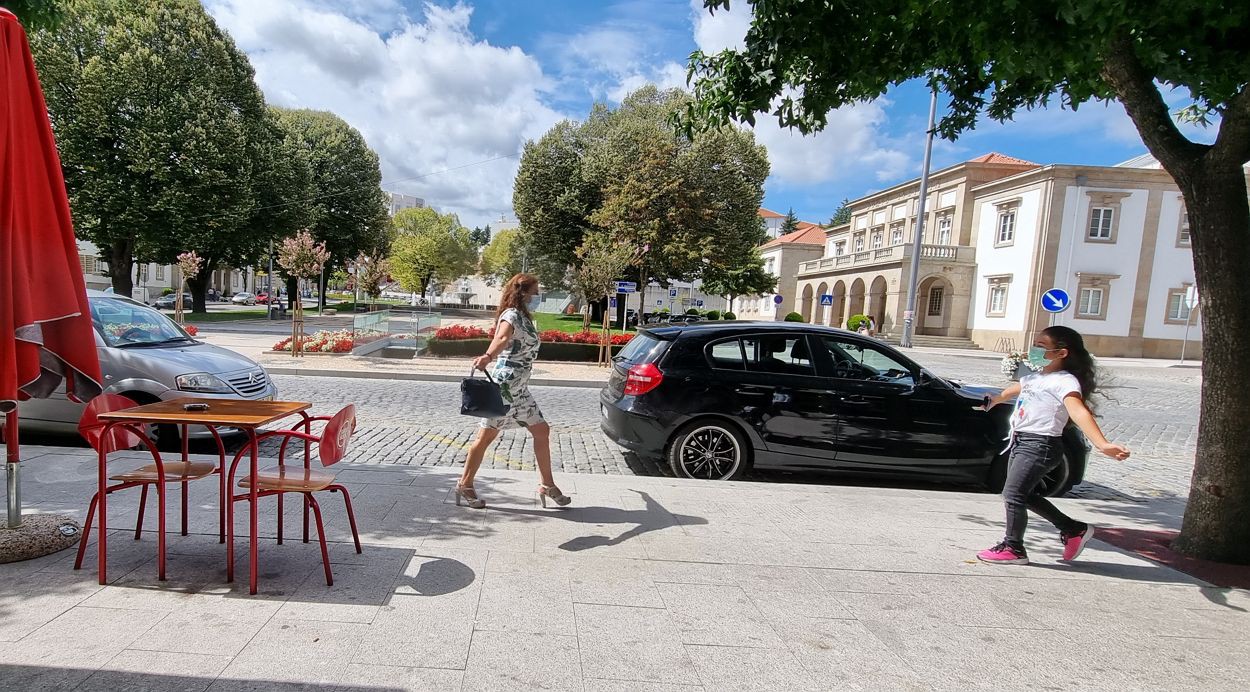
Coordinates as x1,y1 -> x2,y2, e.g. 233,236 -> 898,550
901,85 -> 939,349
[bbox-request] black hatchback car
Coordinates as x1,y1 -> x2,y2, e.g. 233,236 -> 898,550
600,322 -> 1087,496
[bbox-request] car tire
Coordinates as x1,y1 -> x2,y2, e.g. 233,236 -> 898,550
666,419 -> 750,481
987,449 -> 1076,497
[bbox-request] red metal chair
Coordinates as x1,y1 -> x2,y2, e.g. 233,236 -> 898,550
74,394 -> 220,579
227,404 -> 361,586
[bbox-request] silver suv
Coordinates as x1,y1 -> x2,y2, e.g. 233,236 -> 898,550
18,290 -> 277,442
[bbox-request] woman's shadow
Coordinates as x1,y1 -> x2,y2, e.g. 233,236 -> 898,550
494,489 -> 707,551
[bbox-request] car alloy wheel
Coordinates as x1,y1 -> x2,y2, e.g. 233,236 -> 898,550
672,424 -> 744,480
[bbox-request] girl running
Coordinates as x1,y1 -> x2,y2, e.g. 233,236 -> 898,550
978,326 -> 1130,565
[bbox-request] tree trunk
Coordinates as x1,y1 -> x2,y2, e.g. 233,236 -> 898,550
107,241 -> 133,296
1171,165 -> 1250,564
185,272 -> 209,314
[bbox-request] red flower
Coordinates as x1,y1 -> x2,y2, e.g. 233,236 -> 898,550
435,324 -> 489,341
184,325 -> 199,336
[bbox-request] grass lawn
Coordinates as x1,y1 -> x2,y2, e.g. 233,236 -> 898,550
534,312 -> 632,336
176,309 -> 270,323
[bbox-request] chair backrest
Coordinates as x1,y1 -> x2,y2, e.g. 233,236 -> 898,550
318,404 -> 357,467
78,394 -> 143,454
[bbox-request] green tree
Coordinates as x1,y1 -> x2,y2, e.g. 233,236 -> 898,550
388,207 -> 476,299
701,257 -> 776,313
515,86 -> 770,317
829,198 -> 852,227
480,229 -> 527,285
682,0 -> 1250,564
270,108 -> 390,309
780,208 -> 800,235
567,231 -> 636,327
469,225 -> 492,247
31,0 -> 287,311
1,0 -> 64,30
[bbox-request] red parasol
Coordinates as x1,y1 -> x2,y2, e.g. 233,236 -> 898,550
1,8 -> 103,529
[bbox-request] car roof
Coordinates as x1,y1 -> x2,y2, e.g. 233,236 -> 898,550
641,320 -> 860,340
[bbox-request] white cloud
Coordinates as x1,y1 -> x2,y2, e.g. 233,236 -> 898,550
685,0 -> 912,189
204,0 -> 567,227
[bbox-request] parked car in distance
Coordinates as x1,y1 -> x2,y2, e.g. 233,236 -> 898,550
600,322 -> 1087,496
18,290 -> 278,446
154,293 -> 193,310
231,291 -> 257,305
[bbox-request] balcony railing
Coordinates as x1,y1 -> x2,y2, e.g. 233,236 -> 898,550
797,244 -> 974,275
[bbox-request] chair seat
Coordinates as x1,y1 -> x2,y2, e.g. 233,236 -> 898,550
239,466 -> 335,492
110,461 -> 218,483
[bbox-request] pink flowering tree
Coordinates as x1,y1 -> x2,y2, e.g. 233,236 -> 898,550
276,230 -> 331,357
174,251 -> 202,325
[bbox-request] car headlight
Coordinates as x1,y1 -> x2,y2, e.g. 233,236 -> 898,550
176,373 -> 232,393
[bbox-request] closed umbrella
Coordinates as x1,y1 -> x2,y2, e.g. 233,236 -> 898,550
0,7 -> 103,544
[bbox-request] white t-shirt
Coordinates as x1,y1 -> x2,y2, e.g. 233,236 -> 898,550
1010,371 -> 1083,436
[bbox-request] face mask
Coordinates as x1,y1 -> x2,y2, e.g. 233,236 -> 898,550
1028,346 -> 1056,368
527,294 -> 542,312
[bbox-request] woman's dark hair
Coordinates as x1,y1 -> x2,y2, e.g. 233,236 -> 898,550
1042,326 -> 1097,401
496,273 -> 539,322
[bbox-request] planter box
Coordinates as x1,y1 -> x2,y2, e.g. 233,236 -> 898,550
427,338 -> 623,362
264,350 -> 349,356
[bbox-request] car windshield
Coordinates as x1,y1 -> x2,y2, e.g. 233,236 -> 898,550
91,297 -> 193,347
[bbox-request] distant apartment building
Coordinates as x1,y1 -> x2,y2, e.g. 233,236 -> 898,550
753,152 -> 1208,358
387,191 -> 425,216
758,207 -> 786,240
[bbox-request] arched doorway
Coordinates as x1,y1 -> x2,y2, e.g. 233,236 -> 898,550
815,282 -> 830,325
831,281 -> 847,328
916,275 -> 953,336
868,276 -> 888,332
848,278 -> 866,321
800,284 -> 814,322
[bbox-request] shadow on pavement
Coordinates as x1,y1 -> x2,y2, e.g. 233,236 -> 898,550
492,490 -> 707,551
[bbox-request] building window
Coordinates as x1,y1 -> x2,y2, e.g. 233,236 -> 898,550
936,216 -> 952,245
871,231 -> 883,249
996,210 -> 1016,245
834,242 -> 846,256
853,234 -> 865,252
890,226 -> 903,245
156,264 -> 165,281
1177,209 -> 1191,247
985,275 -> 1011,317
765,258 -> 775,274
79,254 -> 100,275
1088,207 -> 1114,240
232,272 -> 240,288
1078,288 -> 1103,317
139,264 -> 149,282
927,286 -> 944,316
1166,290 -> 1192,323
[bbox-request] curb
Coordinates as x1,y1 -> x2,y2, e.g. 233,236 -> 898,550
264,367 -> 605,389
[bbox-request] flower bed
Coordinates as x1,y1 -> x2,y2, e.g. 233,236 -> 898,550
184,324 -> 198,336
273,329 -> 354,353
434,323 -> 633,346
426,338 -> 624,362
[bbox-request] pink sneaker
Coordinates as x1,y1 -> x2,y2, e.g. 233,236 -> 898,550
1061,525 -> 1095,561
977,542 -> 1029,565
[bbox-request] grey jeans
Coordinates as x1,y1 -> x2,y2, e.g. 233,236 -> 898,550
1002,433 -> 1082,549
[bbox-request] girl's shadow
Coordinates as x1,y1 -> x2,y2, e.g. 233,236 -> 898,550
494,490 -> 707,551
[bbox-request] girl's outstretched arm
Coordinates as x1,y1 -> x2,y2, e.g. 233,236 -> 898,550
1064,394 -> 1130,460
982,382 -> 1021,409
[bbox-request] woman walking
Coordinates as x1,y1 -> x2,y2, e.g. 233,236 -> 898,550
455,273 -> 572,509
977,326 -> 1129,565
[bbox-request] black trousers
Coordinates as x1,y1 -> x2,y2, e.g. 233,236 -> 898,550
1002,433 -> 1082,549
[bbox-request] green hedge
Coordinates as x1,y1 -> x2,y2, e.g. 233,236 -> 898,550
723,311 -> 736,320
784,311 -> 805,322
427,338 -> 624,362
704,310 -> 720,320
847,313 -> 869,331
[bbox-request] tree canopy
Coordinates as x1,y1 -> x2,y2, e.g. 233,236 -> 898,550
780,208 -> 800,235
514,86 -> 770,303
387,207 -> 476,296
829,198 -> 852,227
682,0 -> 1250,564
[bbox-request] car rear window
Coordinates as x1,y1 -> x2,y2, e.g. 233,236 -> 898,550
615,334 -> 667,364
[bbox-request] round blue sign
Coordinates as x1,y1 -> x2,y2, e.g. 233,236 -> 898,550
1041,288 -> 1071,313
773,295 -> 784,305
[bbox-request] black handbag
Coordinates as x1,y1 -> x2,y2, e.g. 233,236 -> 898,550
461,368 -> 510,418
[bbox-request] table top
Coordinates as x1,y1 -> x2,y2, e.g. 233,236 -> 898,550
97,398 -> 310,427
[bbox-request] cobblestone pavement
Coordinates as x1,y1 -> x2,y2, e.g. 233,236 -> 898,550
262,348 -> 1200,502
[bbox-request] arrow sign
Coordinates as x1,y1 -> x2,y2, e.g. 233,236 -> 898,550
1041,288 -> 1070,313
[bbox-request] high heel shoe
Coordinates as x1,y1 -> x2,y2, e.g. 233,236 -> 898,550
454,484 -> 486,509
537,484 -> 572,508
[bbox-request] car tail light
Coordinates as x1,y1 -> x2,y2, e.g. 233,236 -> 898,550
624,362 -> 663,396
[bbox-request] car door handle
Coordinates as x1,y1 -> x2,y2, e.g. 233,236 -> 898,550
840,396 -> 870,405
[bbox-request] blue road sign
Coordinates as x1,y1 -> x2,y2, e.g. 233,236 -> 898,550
1041,288 -> 1071,313
656,299 -> 663,306
669,288 -> 678,298
613,281 -> 637,293
695,299 -> 704,308
773,295 -> 784,305
609,297 -> 617,308
819,294 -> 833,306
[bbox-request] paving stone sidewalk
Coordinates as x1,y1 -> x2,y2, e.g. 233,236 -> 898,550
2,446 -> 1245,691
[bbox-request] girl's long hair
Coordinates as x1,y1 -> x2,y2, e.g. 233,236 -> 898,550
496,273 -> 539,323
1042,325 -> 1098,403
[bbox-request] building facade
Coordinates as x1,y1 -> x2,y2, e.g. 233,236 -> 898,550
387,191 -> 425,216
737,223 -> 824,320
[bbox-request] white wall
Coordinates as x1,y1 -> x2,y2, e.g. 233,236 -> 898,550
1143,192 -> 1202,340
969,188 -> 1044,332
1051,187 -> 1147,337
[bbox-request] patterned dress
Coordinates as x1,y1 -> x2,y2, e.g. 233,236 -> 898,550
481,308 -> 546,430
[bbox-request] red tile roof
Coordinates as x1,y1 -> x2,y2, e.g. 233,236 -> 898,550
757,208 -> 784,219
968,153 -> 1038,166
762,224 -> 826,248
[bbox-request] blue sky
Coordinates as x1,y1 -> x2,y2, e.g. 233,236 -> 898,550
204,0 -> 1204,228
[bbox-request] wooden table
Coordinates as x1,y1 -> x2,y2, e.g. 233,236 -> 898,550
98,398 -> 310,594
